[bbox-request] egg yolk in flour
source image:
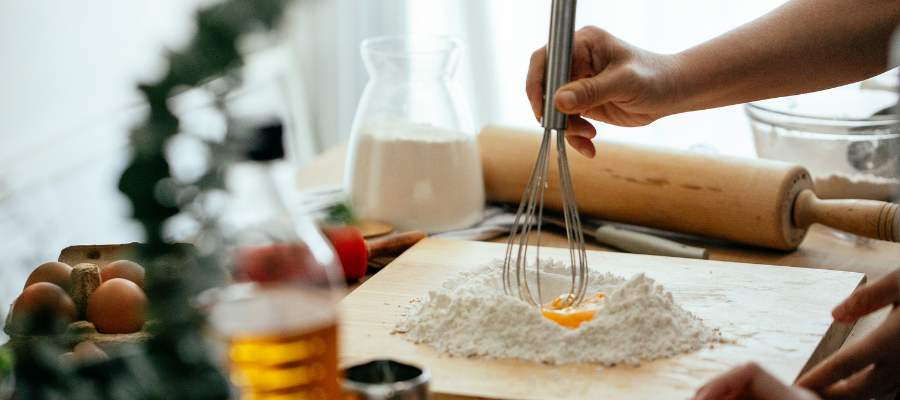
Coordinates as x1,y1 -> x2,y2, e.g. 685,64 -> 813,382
541,292 -> 606,329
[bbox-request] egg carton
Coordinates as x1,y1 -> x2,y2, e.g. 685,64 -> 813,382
4,243 -> 152,350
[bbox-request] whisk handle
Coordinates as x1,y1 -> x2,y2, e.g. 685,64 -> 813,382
542,0 -> 578,131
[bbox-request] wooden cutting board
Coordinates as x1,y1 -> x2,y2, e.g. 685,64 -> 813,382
339,239 -> 864,399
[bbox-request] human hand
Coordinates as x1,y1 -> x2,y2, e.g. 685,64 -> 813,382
526,26 -> 683,158
693,362 -> 820,400
796,268 -> 900,399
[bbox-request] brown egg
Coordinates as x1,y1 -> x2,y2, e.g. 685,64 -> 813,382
86,278 -> 147,334
24,261 -> 72,291
11,282 -> 77,334
101,260 -> 145,288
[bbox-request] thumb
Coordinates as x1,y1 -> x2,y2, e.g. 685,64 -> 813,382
554,71 -> 628,114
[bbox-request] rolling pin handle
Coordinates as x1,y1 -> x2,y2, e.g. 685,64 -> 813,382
367,231 -> 428,258
793,189 -> 900,243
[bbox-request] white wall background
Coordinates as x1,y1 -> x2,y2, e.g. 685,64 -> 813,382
0,0 -> 200,157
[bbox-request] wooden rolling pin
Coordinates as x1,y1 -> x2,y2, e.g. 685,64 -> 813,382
479,125 -> 900,250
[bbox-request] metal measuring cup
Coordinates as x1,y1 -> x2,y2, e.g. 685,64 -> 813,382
342,360 -> 430,400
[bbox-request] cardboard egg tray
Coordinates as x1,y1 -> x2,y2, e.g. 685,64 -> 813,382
4,243 -> 151,350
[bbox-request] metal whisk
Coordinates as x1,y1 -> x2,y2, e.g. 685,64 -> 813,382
502,0 -> 588,309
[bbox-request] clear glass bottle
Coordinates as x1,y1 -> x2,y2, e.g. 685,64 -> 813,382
209,126 -> 343,400
344,35 -> 485,233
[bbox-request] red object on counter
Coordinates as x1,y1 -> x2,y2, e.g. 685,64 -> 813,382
323,226 -> 428,281
322,226 -> 369,280
237,227 -> 426,283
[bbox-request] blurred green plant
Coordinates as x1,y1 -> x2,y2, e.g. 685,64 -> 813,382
12,1 -> 291,399
0,347 -> 12,378
325,203 -> 359,226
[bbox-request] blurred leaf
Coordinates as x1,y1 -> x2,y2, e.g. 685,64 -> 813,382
0,347 -> 13,377
326,202 -> 358,225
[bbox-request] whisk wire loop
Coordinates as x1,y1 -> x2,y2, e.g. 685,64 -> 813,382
503,130 -> 552,306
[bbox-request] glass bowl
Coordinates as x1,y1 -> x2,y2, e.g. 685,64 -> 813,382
745,82 -> 899,200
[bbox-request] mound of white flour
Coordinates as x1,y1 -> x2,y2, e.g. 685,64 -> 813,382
394,259 -> 720,365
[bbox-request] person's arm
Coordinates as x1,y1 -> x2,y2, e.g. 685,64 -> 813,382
673,0 -> 900,114
526,0 -> 900,158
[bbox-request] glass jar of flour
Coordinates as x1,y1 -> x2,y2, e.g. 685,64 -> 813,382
345,35 -> 484,232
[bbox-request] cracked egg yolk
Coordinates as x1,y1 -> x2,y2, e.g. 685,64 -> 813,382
541,292 -> 606,329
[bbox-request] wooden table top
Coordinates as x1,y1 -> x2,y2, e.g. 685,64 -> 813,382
298,142 -> 900,376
